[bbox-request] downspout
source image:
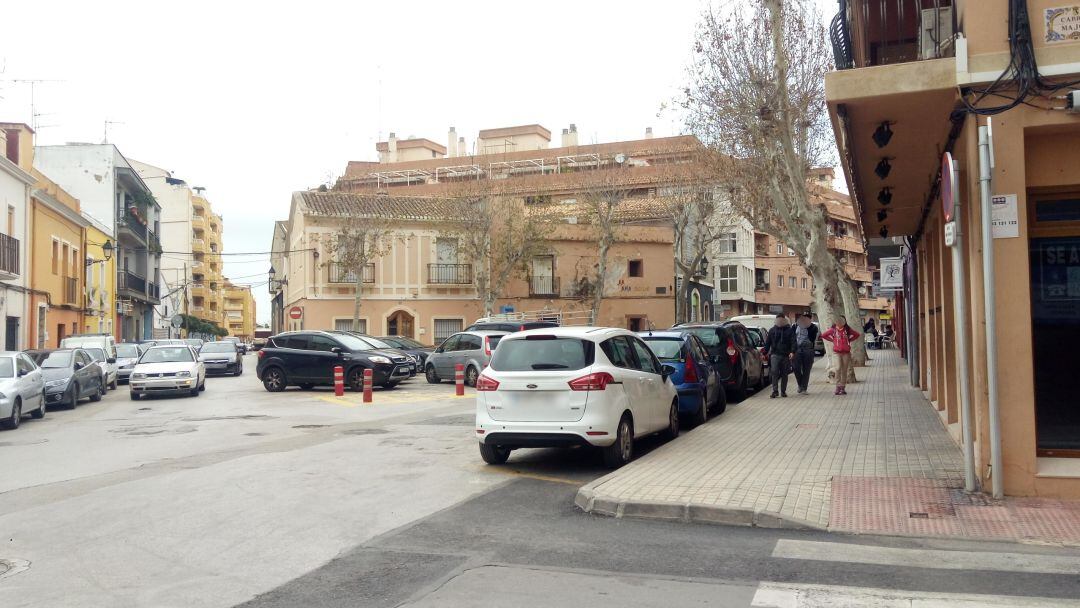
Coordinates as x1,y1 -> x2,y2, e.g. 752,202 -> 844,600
949,161 -> 977,493
978,123 -> 1004,499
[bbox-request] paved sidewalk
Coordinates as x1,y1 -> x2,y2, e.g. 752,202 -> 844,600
576,350 -> 1080,544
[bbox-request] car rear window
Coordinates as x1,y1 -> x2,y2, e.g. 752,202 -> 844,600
489,337 -> 594,371
487,335 -> 503,349
684,328 -> 722,347
642,337 -> 684,361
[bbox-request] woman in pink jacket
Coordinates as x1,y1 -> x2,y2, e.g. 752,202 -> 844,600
821,315 -> 861,395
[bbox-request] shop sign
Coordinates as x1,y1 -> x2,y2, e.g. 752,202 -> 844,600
1046,6 -> 1080,43
991,194 -> 1019,239
880,257 -> 904,290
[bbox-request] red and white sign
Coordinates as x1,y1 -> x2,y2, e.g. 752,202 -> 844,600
941,152 -> 957,222
288,306 -> 304,321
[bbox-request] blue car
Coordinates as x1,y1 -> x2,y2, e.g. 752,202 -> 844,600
639,331 -> 726,427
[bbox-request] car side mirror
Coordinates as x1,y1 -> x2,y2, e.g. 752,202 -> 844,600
74,362 -> 83,371
17,368 -> 28,377
107,357 -> 117,364
331,347 -> 343,355
661,364 -> 677,380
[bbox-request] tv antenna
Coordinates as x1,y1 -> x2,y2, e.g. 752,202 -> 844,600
3,78 -> 64,133
104,120 -> 124,144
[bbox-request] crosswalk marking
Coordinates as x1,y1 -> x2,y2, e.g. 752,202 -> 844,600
751,582 -> 1080,608
772,539 -> 1080,575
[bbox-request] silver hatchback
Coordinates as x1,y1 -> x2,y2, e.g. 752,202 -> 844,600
424,331 -> 508,387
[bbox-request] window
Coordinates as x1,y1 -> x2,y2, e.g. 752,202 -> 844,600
778,274 -> 785,288
438,334 -> 461,352
309,335 -> 340,352
788,247 -> 795,256
62,244 -> 69,277
776,243 -> 784,255
801,277 -> 808,289
6,205 -> 13,236
490,337 -> 594,371
334,318 -> 367,333
630,338 -> 661,374
433,318 -> 463,342
789,276 -> 796,288
718,233 -> 737,254
435,238 -> 458,264
52,240 -> 59,274
717,265 -> 738,293
72,248 -> 80,275
628,260 -> 644,278
459,334 -> 482,351
600,336 -> 637,369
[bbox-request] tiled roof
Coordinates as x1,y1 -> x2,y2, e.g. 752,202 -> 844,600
298,191 -> 458,221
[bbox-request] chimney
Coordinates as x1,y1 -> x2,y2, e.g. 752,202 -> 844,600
388,132 -> 398,163
448,126 -> 458,157
562,124 -> 578,148
645,127 -> 654,139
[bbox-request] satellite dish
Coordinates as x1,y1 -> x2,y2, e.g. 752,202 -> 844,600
614,153 -> 626,164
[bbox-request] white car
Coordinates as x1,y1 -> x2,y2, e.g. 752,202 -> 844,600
474,327 -> 680,468
0,352 -> 46,429
60,334 -> 118,390
129,345 -> 206,400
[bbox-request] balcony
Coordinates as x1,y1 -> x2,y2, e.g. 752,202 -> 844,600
192,238 -> 206,252
192,215 -> 206,229
528,275 -> 560,297
427,263 -> 472,285
329,262 -> 374,284
192,305 -> 205,313
63,277 -> 78,305
117,270 -> 158,303
117,208 -> 148,243
830,0 -> 954,70
755,283 -> 771,293
0,233 -> 18,279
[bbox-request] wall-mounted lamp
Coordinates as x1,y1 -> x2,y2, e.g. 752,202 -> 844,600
86,239 -> 114,266
872,122 -> 894,148
875,158 -> 893,180
269,266 -> 288,290
879,225 -> 889,238
876,209 -> 889,222
878,187 -> 893,205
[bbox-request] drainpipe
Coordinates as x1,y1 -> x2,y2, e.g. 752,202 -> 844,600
949,162 -> 977,493
978,123 -> 1003,499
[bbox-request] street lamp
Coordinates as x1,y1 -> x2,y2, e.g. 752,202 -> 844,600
86,239 -> 114,266
269,266 -> 287,291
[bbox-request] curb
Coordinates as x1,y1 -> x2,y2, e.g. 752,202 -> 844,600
574,482 -> 826,532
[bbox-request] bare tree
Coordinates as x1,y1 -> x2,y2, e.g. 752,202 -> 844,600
684,0 -> 866,378
322,214 -> 394,332
574,169 -> 633,325
440,183 -> 550,317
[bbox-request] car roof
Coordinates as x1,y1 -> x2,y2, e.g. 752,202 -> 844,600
639,331 -> 689,340
502,326 -> 629,340
677,323 -> 728,329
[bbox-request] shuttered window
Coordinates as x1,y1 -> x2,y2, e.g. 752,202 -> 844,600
433,318 -> 463,342
334,318 -> 366,333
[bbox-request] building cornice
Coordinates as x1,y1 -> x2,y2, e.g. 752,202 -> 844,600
0,155 -> 36,186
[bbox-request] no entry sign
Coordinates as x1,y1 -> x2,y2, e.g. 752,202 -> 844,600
288,306 -> 303,321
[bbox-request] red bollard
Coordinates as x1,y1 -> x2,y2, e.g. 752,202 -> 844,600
455,363 -> 465,396
333,365 -> 344,397
363,368 -> 373,403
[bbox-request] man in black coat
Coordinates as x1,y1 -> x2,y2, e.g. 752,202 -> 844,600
792,313 -> 820,394
763,314 -> 795,398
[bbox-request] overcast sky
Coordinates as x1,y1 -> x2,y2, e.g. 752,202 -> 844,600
0,0 -> 838,323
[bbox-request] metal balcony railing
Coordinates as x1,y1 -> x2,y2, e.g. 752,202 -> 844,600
831,0 -> 955,70
755,283 -> 771,292
118,208 -> 148,242
0,233 -> 18,276
528,275 -> 560,297
427,263 -> 472,285
118,270 -> 146,294
329,262 -> 375,284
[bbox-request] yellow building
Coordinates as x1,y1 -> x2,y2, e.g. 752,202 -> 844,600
83,218 -> 117,338
190,194 -> 226,327
223,281 -> 255,340
28,169 -> 90,348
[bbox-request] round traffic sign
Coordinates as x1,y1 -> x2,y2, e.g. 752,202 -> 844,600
941,152 -> 956,222
170,314 -> 183,328
288,306 -> 303,320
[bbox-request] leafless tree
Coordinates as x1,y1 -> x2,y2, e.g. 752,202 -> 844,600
574,169 -> 632,325
322,214 -> 395,332
684,0 -> 866,378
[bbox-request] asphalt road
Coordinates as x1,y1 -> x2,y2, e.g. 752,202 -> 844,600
2,354 -> 1079,607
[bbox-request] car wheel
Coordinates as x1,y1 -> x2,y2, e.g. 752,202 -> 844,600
693,392 -> 708,427
199,379 -> 206,391
90,385 -> 103,402
731,373 -> 748,401
234,364 -> 243,377
465,365 -> 479,387
110,377 -> 118,391
347,368 -> 365,392
381,381 -> 398,389
1,398 -> 21,429
664,400 -> 680,440
602,415 -> 634,468
263,367 -> 286,392
190,382 -> 200,397
68,384 -> 79,409
130,392 -> 140,401
31,397 -> 46,419
425,365 -> 441,384
712,386 -> 727,415
478,442 -> 510,465
298,383 -> 315,391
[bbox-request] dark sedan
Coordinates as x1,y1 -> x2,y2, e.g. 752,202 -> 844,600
199,342 -> 244,376
24,349 -> 104,409
256,331 -> 412,392
377,335 -> 434,367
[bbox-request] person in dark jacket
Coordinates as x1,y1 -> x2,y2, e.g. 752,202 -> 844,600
792,313 -> 820,394
763,314 -> 795,398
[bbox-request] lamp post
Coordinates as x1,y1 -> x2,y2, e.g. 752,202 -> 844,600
85,239 -> 114,266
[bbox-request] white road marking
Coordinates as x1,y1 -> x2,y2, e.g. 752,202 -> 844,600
751,582 -> 1080,608
772,539 -> 1080,575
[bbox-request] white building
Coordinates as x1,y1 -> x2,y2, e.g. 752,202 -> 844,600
34,144 -> 162,341
709,216 -> 758,318
0,124 -> 34,350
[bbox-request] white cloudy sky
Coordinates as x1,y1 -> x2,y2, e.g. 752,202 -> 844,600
0,0 -> 838,322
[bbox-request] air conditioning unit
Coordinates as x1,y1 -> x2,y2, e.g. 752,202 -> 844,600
919,7 -> 954,60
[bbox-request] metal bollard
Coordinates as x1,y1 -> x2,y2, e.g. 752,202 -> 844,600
333,365 -> 344,397
455,363 -> 465,396
363,368 -> 373,403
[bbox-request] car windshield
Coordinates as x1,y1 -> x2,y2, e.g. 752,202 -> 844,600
116,344 -> 140,358
0,358 -> 13,378
383,336 -> 424,349
37,352 -> 72,368
642,338 -> 685,361
360,336 -> 393,349
334,333 -> 374,351
85,348 -> 106,361
684,328 -> 721,347
141,347 -> 194,363
488,335 -> 503,349
489,337 -> 594,371
201,343 -> 235,353
185,340 -> 203,347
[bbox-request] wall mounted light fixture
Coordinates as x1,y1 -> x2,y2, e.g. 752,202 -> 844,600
875,158 -> 893,179
872,122 -> 894,148
878,187 -> 893,205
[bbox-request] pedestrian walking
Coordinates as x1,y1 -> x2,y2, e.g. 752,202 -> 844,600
792,313 -> 819,394
822,315 -> 861,395
763,314 -> 795,398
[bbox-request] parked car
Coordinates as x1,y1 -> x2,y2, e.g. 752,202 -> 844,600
340,333 -> 418,377
475,327 -> 680,468
115,343 -> 144,384
223,336 -> 248,355
185,338 -> 206,351
199,341 -> 243,376
25,348 -> 104,410
640,331 -> 726,426
0,351 -> 46,429
60,334 -> 117,390
129,345 -> 206,399
256,331 -> 412,392
82,347 -> 116,393
465,320 -> 559,333
425,330 -> 509,387
377,335 -> 434,367
675,322 -> 766,400
746,326 -> 770,375
731,314 -> 825,355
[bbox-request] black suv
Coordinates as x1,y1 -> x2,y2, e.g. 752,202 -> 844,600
256,331 -> 413,392
464,321 -> 559,333
676,322 -> 766,400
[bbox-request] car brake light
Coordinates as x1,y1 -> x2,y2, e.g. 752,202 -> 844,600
257,350 -> 264,359
684,357 -> 698,383
484,336 -> 492,356
568,372 -> 614,391
726,338 -> 738,364
475,374 -> 500,391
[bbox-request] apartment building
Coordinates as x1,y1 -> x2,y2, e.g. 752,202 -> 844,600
34,144 -> 162,342
826,0 -> 1080,497
223,281 -> 255,340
